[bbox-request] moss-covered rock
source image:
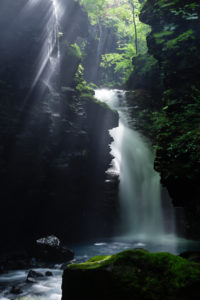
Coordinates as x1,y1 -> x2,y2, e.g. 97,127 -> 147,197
126,53 -> 163,100
62,249 -> 200,300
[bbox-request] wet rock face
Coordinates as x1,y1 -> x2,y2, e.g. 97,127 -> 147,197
62,249 -> 200,300
0,88 -> 118,250
140,0 -> 200,237
0,0 -> 119,251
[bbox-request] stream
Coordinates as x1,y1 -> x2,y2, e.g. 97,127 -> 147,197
1,238 -> 200,300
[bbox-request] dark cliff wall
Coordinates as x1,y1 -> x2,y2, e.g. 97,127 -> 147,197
0,0 -> 119,251
139,0 -> 200,238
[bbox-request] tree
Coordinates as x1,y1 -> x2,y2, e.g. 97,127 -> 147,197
78,0 -> 150,85
128,0 -> 138,54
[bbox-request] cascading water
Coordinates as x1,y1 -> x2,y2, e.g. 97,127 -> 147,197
95,89 -> 167,242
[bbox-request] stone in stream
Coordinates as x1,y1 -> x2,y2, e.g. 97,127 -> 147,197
27,270 -> 44,279
45,271 -> 53,276
62,249 -> 200,300
10,286 -> 23,295
26,277 -> 37,284
30,235 -> 74,263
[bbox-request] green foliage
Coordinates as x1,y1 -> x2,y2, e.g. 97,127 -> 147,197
66,42 -> 82,59
78,0 -> 106,24
74,64 -> 85,91
150,86 -> 200,180
74,64 -> 93,93
88,82 -> 98,89
166,30 -> 195,49
135,54 -> 158,76
154,30 -> 174,44
78,0 -> 150,85
101,44 -> 134,83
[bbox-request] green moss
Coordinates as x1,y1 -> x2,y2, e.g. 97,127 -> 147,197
80,92 -> 96,102
69,255 -> 112,270
80,93 -> 118,115
65,249 -> 200,300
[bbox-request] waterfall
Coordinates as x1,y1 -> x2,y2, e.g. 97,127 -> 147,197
95,89 -> 168,242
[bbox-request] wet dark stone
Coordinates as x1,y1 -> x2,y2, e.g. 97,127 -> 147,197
10,286 -> 23,295
27,270 -> 44,279
26,277 -> 37,284
45,271 -> 53,276
30,235 -> 74,263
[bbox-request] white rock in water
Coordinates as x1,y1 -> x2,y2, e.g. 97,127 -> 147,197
36,235 -> 60,247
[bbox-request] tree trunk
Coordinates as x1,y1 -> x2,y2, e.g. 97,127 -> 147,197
129,0 -> 138,54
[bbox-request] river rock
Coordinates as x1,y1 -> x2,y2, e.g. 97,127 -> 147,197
26,277 -> 37,284
30,235 -> 74,263
62,249 -> 200,300
27,270 -> 44,279
45,271 -> 53,276
10,286 -> 23,295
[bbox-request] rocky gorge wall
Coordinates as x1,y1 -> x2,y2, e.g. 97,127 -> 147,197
0,0 -> 119,252
129,0 -> 200,238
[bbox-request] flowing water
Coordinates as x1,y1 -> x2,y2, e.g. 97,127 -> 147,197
1,238 -> 200,300
95,89 -> 166,241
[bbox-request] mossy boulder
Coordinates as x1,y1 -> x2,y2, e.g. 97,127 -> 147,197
62,249 -> 200,300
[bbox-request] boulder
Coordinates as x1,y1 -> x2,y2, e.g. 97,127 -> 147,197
62,249 -> 200,300
27,270 -> 44,279
30,235 -> 74,263
45,271 -> 53,276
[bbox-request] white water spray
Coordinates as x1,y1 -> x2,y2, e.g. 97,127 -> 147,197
95,89 -> 165,242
